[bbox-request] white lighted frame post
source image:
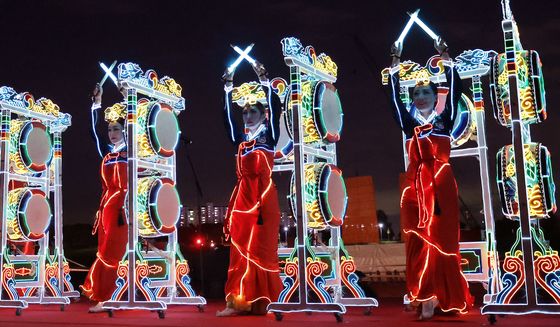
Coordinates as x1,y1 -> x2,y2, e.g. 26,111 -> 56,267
481,0 -> 560,317
101,63 -> 205,317
268,37 -> 378,322
382,11 -> 502,303
0,88 -> 73,315
50,114 -> 79,303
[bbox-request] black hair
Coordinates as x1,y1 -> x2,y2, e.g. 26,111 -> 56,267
244,102 -> 267,115
108,118 -> 126,129
412,82 -> 438,98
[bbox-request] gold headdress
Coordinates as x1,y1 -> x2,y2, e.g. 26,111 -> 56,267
231,82 -> 267,108
414,70 -> 432,87
104,103 -> 126,123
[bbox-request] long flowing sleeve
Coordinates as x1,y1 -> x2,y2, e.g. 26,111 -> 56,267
223,84 -> 244,146
262,81 -> 281,147
90,103 -> 108,158
439,63 -> 462,132
389,67 -> 417,138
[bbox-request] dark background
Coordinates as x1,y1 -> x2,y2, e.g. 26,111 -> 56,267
1,0 -> 559,232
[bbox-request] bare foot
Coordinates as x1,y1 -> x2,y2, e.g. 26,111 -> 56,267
88,302 -> 105,313
419,298 -> 438,320
216,307 -> 244,317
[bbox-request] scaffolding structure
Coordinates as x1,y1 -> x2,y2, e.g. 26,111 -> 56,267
100,63 -> 205,318
0,86 -> 76,315
268,37 -> 378,322
481,0 -> 560,318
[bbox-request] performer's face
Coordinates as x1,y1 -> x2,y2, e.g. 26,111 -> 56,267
412,86 -> 436,111
242,105 -> 264,129
108,122 -> 124,145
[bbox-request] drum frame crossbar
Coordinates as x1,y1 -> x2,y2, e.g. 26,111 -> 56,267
268,38 -> 378,321
0,91 -> 76,315
102,63 -> 205,315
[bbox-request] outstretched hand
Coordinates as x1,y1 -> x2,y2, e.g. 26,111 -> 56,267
390,42 -> 403,59
434,37 -> 448,55
92,83 -> 103,104
252,61 -> 268,82
222,68 -> 235,84
390,42 -> 402,67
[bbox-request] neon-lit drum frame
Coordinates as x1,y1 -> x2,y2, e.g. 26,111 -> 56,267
137,176 -> 181,238
451,94 -> 477,148
9,120 -> 53,175
289,163 -> 347,230
137,100 -> 180,158
6,188 -> 51,242
99,62 -> 205,316
268,37 -> 377,320
497,143 -> 556,220
0,86 -> 76,313
286,80 -> 343,145
312,81 -> 343,143
482,0 -> 560,317
490,50 -> 546,127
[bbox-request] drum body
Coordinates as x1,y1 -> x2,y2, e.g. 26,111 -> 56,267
289,163 -> 347,230
7,187 -> 51,241
450,93 -> 477,148
10,120 -> 53,175
490,50 -> 546,127
137,100 -> 180,159
497,143 -> 556,220
285,81 -> 343,145
137,176 -> 181,238
274,111 -> 294,161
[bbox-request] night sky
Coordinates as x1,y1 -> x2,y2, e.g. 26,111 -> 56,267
1,0 -> 559,228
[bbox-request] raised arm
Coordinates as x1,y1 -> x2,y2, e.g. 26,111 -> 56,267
90,83 -> 107,158
388,43 -> 416,136
435,38 -> 462,130
222,70 -> 243,146
253,61 -> 281,146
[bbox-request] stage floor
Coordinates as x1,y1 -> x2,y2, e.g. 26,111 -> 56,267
1,298 -> 560,327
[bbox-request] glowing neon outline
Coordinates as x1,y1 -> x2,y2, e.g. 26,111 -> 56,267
407,11 -> 438,40
100,62 -> 119,86
395,9 -> 419,46
227,44 -> 255,73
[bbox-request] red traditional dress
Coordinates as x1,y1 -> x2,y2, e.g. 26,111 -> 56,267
401,126 -> 472,312
223,81 -> 283,311
389,63 -> 473,313
80,105 -> 128,302
224,140 -> 283,310
80,149 -> 128,302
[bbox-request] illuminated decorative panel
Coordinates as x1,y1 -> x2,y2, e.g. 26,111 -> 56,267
490,50 -> 546,126
289,163 -> 347,230
497,143 -> 556,219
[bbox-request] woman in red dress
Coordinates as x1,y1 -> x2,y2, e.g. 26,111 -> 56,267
217,62 -> 283,316
389,39 -> 473,320
80,84 -> 128,313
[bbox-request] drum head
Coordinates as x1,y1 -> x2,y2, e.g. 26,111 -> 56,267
451,94 -> 476,148
288,163 -> 347,229
150,179 -> 180,234
313,82 -> 343,143
148,103 -> 180,157
21,122 -> 53,172
320,165 -> 346,226
22,190 -> 51,238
